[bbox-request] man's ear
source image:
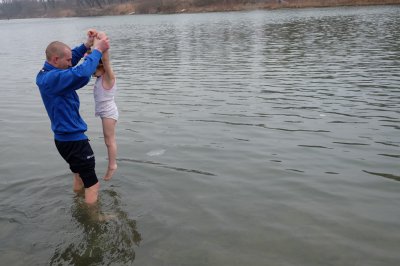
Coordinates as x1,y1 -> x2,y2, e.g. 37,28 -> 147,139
51,56 -> 59,66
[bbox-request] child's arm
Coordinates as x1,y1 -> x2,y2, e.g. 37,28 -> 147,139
101,50 -> 116,90
96,31 -> 115,89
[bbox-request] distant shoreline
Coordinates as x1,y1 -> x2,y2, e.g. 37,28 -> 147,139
1,1 -> 400,20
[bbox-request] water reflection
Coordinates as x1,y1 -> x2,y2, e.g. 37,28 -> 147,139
50,189 -> 141,266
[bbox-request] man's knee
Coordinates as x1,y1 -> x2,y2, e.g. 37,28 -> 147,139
79,167 -> 98,188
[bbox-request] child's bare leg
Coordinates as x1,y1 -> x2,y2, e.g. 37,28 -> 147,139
102,117 -> 117,180
73,173 -> 84,193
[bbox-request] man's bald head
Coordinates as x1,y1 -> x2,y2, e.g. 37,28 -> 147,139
45,41 -> 70,61
45,41 -> 72,69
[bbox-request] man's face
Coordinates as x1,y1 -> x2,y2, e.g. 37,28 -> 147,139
55,48 -> 72,69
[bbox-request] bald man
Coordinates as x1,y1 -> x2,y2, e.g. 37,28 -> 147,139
36,31 -> 109,204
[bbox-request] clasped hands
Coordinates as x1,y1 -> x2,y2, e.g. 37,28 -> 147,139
86,28 -> 110,53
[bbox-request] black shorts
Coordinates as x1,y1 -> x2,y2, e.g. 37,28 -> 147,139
55,139 -> 98,188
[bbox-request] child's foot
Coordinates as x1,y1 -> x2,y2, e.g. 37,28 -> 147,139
103,165 -> 117,181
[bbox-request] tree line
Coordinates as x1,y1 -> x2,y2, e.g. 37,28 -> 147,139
0,0 -> 135,19
0,0 -> 276,18
1,0 -> 398,19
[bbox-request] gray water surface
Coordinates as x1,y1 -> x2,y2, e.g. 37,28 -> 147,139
0,5 -> 399,266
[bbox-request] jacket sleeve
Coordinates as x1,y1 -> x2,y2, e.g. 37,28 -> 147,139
44,50 -> 103,95
71,43 -> 88,66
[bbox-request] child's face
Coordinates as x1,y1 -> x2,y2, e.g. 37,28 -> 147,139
93,64 -> 105,78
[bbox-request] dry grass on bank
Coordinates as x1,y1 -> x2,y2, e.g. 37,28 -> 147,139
132,0 -> 400,14
1,0 -> 400,19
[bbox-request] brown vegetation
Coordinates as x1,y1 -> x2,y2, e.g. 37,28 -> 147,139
0,0 -> 399,19
113,0 -> 400,14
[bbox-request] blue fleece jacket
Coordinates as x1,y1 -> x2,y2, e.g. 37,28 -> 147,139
36,44 -> 103,141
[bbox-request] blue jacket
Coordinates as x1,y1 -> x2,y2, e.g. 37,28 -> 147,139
36,44 -> 102,141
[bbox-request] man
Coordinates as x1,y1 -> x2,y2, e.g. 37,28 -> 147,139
36,31 -> 109,204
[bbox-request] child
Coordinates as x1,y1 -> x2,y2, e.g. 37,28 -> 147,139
91,31 -> 118,181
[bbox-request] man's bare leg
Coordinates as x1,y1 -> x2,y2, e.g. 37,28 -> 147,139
73,173 -> 84,193
85,182 -> 100,205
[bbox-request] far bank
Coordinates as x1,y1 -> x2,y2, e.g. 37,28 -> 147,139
1,0 -> 400,20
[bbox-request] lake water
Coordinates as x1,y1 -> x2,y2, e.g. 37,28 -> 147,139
0,5 -> 399,266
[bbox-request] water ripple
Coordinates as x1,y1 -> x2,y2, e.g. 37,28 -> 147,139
363,170 -> 400,182
117,158 -> 216,176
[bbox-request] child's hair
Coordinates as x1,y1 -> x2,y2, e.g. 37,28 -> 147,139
85,48 -> 103,67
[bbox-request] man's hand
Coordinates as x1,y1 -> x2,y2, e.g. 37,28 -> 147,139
93,31 -> 110,53
85,28 -> 98,48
